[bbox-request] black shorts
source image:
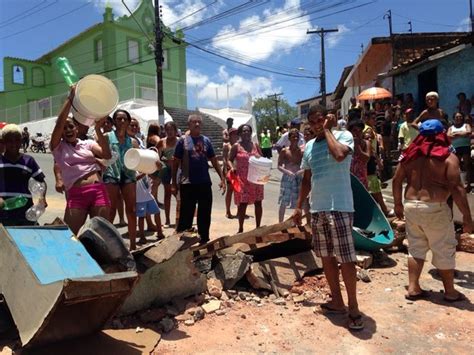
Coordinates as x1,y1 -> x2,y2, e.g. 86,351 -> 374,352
455,146 -> 471,155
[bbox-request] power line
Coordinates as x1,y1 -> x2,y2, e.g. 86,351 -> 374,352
0,2 -> 92,40
391,12 -> 459,28
167,0 -> 219,28
0,0 -> 48,27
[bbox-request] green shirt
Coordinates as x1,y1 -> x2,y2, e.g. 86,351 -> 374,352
260,134 -> 271,149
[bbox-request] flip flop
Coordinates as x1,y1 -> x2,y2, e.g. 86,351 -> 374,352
320,303 -> 347,314
405,290 -> 430,301
443,292 -> 467,303
348,314 -> 364,331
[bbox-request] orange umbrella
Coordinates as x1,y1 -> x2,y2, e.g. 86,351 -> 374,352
357,87 -> 392,101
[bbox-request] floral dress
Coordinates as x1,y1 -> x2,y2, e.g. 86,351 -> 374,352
234,143 -> 264,205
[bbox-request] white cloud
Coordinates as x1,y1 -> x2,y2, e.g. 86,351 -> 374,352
326,24 -> 349,49
90,0 -> 217,29
187,67 -> 280,106
456,17 -> 470,32
211,0 -> 311,64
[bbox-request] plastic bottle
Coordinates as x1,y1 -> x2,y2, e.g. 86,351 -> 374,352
2,196 -> 29,211
25,201 -> 46,222
28,179 -> 46,197
55,57 -> 78,86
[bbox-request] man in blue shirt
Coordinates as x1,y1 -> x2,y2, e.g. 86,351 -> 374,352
172,114 -> 226,244
293,105 -> 364,331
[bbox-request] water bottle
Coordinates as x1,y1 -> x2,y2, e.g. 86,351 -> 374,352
25,201 -> 46,222
28,179 -> 46,197
2,196 -> 29,211
55,57 -> 78,86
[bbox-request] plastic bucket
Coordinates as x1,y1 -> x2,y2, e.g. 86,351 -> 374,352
71,74 -> 119,126
124,148 -> 160,174
247,156 -> 272,185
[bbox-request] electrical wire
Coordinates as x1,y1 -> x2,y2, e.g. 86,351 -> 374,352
167,0 -> 219,28
0,1 -> 92,40
0,0 -> 48,27
391,12 -> 460,28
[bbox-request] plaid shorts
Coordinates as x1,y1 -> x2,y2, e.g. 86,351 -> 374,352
311,211 -> 356,263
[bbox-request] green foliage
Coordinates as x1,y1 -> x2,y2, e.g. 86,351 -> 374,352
252,96 -> 297,141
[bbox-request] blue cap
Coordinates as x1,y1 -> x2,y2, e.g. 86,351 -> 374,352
419,119 -> 444,136
290,117 -> 302,125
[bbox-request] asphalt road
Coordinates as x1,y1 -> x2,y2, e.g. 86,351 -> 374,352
29,152 -> 286,234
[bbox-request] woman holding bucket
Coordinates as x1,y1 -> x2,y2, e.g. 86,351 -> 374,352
50,87 -> 112,235
103,109 -> 139,250
228,124 -> 264,233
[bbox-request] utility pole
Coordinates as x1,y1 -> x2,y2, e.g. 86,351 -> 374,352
307,27 -> 338,108
267,93 -> 283,127
383,9 -> 393,36
470,0 -> 473,32
154,0 -> 165,125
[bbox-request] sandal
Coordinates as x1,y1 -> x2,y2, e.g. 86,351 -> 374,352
405,290 -> 430,301
320,303 -> 346,314
348,314 -> 364,331
443,292 -> 466,303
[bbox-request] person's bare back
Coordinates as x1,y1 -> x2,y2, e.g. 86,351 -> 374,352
403,155 -> 453,203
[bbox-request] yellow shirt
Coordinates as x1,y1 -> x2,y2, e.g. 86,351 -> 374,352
398,122 -> 419,150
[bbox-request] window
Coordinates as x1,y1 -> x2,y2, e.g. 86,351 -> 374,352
128,39 -> 139,63
95,38 -> 103,61
32,67 -> 45,87
13,65 -> 25,84
300,104 -> 310,117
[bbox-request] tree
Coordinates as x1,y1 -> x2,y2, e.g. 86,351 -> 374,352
252,96 -> 297,141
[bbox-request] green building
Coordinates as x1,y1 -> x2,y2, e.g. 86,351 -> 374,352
0,0 -> 187,124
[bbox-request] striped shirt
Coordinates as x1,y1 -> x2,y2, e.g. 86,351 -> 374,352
0,154 -> 45,223
301,130 -> 354,213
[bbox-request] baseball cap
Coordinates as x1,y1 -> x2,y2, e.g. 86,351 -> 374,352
290,117 -> 302,125
419,119 -> 444,136
404,108 -> 413,114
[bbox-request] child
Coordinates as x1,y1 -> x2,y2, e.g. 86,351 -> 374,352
136,173 -> 164,244
0,124 -> 47,226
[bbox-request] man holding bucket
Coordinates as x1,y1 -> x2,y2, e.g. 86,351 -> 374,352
293,105 -> 364,331
172,114 -> 226,245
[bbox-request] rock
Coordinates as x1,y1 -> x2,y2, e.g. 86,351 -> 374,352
269,294 -> 277,301
135,326 -> 144,333
159,317 -> 175,333
212,252 -> 253,290
246,251 -> 322,294
174,313 -> 192,322
355,251 -> 373,269
273,298 -> 286,306
194,294 -> 206,305
202,300 -> 222,314
385,288 -> 392,292
184,319 -> 195,326
220,291 -> 229,301
457,233 -> 474,253
293,295 -> 306,303
238,291 -> 251,300
215,309 -> 226,316
357,269 -> 371,283
241,314 -> 247,319
207,277 -> 224,298
165,304 -> 179,317
120,249 -> 207,315
193,307 -> 205,321
139,308 -> 167,323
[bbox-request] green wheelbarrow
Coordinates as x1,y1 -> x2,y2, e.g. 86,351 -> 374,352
351,174 -> 394,251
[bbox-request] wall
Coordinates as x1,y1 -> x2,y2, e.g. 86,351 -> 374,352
395,45 -> 474,117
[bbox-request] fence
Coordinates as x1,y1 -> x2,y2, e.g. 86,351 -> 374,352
0,72 -> 188,124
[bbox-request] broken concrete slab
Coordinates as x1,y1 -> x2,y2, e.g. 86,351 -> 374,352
210,252 -> 252,290
207,277 -> 224,298
202,300 -> 221,314
245,251 -> 322,294
355,251 -> 373,269
457,233 -> 474,253
120,249 -> 206,315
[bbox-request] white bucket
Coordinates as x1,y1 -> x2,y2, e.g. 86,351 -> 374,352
247,156 -> 272,185
124,148 -> 160,174
71,74 -> 119,126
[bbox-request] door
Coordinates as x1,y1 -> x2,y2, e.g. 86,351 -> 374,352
417,67 -> 438,111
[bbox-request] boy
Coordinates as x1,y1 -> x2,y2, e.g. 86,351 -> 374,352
136,173 -> 164,244
0,124 -> 47,225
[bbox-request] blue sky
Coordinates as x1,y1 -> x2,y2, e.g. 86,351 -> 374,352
0,0 -> 470,108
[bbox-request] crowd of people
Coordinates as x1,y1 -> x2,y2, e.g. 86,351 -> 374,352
0,87 -> 472,331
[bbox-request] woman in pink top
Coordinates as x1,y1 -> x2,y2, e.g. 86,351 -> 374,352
50,87 -> 112,235
228,124 -> 264,233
